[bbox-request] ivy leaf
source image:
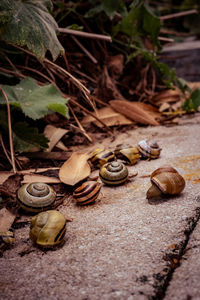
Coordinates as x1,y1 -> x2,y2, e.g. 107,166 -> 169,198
13,122 -> 49,153
0,0 -> 64,60
0,77 -> 69,120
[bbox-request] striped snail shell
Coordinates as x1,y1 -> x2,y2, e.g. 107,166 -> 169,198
73,181 -> 101,205
17,182 -> 56,213
99,160 -> 128,185
30,210 -> 66,247
114,144 -> 140,165
146,166 -> 185,200
0,231 -> 14,244
138,140 -> 161,159
90,148 -> 115,168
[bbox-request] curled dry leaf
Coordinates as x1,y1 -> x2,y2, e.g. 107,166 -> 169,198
110,100 -> 160,126
59,152 -> 91,186
82,106 -> 132,127
0,208 -> 16,232
44,124 -> 68,152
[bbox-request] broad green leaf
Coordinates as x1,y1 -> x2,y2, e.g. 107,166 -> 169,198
0,77 -> 69,120
13,122 -> 49,153
0,0 -> 64,60
190,88 -> 200,110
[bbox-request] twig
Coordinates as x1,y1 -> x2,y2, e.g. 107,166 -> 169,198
0,87 -> 17,173
68,103 -> 93,143
15,65 -> 54,84
71,35 -> 98,64
58,28 -> 112,42
69,98 -> 113,134
0,134 -> 13,167
0,67 -> 25,79
160,9 -> 198,21
158,36 -> 174,42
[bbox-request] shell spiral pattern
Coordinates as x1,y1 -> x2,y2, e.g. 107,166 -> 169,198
73,181 -> 101,205
138,140 -> 161,159
99,161 -> 128,185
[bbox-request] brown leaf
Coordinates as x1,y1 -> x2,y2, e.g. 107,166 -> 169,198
44,125 -> 68,152
59,152 -> 91,186
22,174 -> 61,184
82,106 -> 133,127
97,66 -> 125,101
187,82 -> 200,90
152,89 -> 180,106
110,100 -> 160,126
107,54 -> 124,80
0,208 -> 16,232
0,171 -> 14,185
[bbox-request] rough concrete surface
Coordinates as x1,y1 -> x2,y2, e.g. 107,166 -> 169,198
0,114 -> 200,300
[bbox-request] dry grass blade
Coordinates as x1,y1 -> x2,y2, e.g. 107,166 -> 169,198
59,152 -> 91,186
110,100 -> 160,126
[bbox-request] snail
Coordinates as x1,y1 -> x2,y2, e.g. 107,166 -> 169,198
137,140 -> 161,159
99,160 -> 128,185
17,182 -> 56,213
90,148 -> 115,168
30,210 -> 66,247
146,166 -> 185,200
0,231 -> 14,244
114,144 -> 140,165
73,181 -> 101,205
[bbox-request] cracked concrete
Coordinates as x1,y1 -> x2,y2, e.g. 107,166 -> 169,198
0,114 -> 200,300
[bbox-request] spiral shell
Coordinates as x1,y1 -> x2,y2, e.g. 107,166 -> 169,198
146,166 -> 185,200
114,144 -> 140,165
138,140 -> 161,159
73,181 -> 101,205
0,231 -> 14,244
90,148 -> 115,168
30,210 -> 66,247
17,182 -> 56,212
99,160 -> 128,185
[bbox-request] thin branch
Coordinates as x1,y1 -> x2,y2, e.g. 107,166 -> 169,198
16,65 -> 54,84
58,28 -> 112,42
68,103 -> 93,143
0,134 -> 13,167
71,35 -> 98,64
158,36 -> 174,43
0,87 -> 17,173
160,9 -> 198,21
0,67 -> 25,79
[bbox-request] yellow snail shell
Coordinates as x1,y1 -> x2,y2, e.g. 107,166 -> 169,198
138,140 -> 161,159
114,144 -> 140,165
146,166 -> 185,200
99,160 -> 128,185
17,182 -> 56,212
90,148 -> 115,168
30,210 -> 66,247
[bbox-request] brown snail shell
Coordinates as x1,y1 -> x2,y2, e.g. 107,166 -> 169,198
146,166 -> 185,200
73,181 -> 101,205
99,160 -> 128,185
90,148 -> 115,168
17,182 -> 56,212
30,210 -> 66,247
114,144 -> 140,165
138,140 -> 161,159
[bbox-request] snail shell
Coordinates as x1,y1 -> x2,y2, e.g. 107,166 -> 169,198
0,231 -> 14,244
99,160 -> 128,185
90,148 -> 115,168
138,140 -> 161,159
17,182 -> 56,212
73,181 -> 101,205
30,210 -> 66,247
114,144 -> 140,165
146,166 -> 185,200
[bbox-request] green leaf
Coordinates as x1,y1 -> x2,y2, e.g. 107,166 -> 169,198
0,77 -> 69,120
13,122 -> 49,153
0,0 -> 64,60
190,88 -> 200,110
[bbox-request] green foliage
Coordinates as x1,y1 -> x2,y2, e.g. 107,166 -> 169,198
86,0 -> 127,18
183,89 -> 200,112
0,0 -> 64,60
0,77 -> 69,120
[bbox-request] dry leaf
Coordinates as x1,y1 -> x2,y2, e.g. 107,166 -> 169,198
0,171 -> 14,185
44,125 -> 68,152
22,174 -> 61,184
59,152 -> 91,186
107,54 -> 124,79
110,100 -> 160,126
82,106 -> 132,127
97,66 -> 125,100
0,208 -> 16,232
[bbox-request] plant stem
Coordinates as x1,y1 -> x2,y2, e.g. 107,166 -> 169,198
0,87 -> 17,173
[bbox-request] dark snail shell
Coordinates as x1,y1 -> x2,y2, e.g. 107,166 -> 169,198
73,181 -> 101,205
90,148 -> 115,168
114,144 -> 140,165
138,140 -> 161,159
30,210 -> 66,247
146,166 -> 185,200
99,160 -> 128,185
17,182 -> 56,212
